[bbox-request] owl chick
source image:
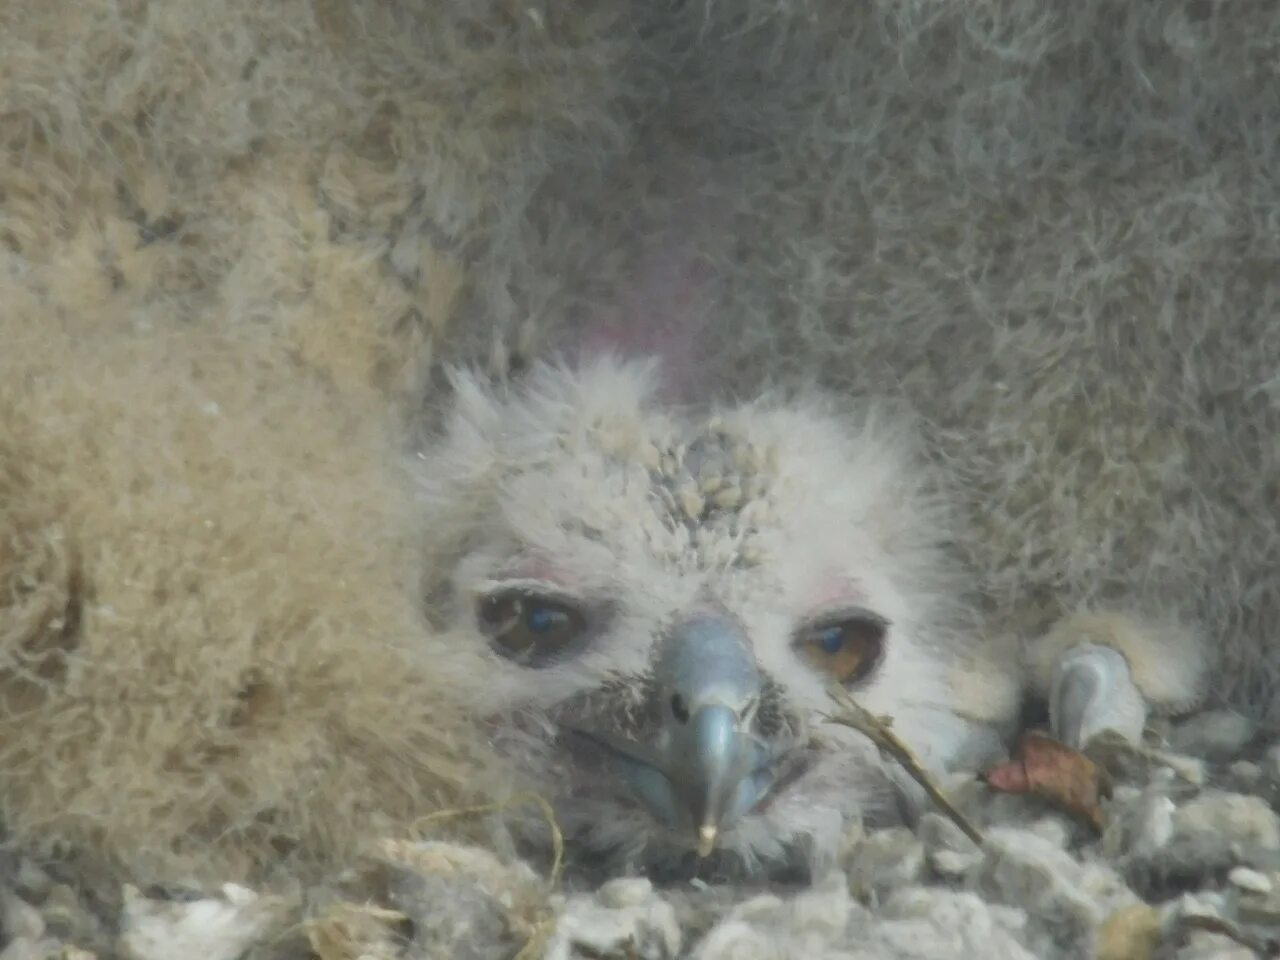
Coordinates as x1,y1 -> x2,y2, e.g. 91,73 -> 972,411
414,355 -> 1205,877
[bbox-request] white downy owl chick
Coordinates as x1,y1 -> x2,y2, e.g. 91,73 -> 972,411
414,354 -> 1203,879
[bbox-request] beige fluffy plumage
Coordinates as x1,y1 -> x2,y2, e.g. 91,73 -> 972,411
0,317 -> 491,886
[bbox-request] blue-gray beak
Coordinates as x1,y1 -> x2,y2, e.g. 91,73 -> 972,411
573,614 -> 780,855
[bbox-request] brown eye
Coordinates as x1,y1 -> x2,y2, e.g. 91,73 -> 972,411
794,610 -> 888,685
477,591 -> 586,667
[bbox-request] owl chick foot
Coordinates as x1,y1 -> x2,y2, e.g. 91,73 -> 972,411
1048,643 -> 1147,749
1031,611 -> 1209,750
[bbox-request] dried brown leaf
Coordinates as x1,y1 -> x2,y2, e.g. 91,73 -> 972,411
982,731 -> 1109,830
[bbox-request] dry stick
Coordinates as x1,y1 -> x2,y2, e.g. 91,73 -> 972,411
823,682 -> 985,847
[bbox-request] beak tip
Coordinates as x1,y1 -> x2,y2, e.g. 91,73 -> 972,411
695,824 -> 718,858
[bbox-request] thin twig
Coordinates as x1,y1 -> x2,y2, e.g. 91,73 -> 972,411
411,791 -> 565,890
823,682 -> 985,846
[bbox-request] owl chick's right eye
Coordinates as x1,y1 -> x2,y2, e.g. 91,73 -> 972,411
476,590 -> 586,667
793,608 -> 888,686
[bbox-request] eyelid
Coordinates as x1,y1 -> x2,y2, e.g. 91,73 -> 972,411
472,578 -> 582,606
796,604 -> 891,634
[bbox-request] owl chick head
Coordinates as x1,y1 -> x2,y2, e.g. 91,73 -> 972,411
415,355 -> 982,876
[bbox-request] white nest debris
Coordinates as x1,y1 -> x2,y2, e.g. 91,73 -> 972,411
0,888 -> 76,960
1169,711 -> 1257,761
686,873 -> 1037,960
118,883 -> 290,960
306,901 -> 418,960
1174,792 -> 1280,855
1102,789 -> 1178,860
307,839 -> 549,960
0,943 -> 96,960
543,878 -> 682,960
378,839 -> 546,959
5,710 -> 1280,960
975,828 -> 1140,957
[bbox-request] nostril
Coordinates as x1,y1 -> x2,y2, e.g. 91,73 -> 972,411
670,693 -> 690,723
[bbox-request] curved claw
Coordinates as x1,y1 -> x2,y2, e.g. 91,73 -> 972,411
1049,643 -> 1147,749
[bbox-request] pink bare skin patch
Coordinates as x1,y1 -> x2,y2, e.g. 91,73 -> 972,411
576,175 -> 730,404
494,554 -> 575,589
580,247 -> 715,404
802,573 -> 869,617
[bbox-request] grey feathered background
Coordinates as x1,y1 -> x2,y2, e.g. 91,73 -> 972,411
452,0 -> 1280,721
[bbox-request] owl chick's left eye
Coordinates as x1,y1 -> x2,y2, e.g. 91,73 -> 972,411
793,609 -> 888,685
476,590 -> 587,667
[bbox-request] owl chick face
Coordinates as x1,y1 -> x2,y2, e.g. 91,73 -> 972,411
416,356 -> 978,875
